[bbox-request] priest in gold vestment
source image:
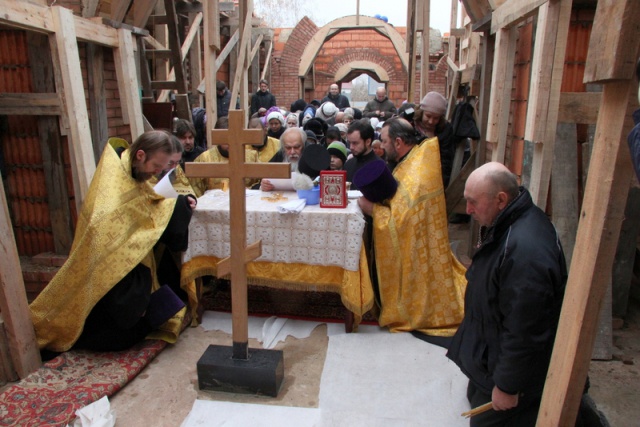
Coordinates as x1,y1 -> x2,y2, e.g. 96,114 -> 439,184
358,118 -> 467,337
30,131 -> 197,352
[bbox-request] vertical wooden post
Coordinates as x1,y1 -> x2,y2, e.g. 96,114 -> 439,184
115,28 -> 145,139
420,0 -> 430,98
524,0 -> 572,209
487,26 -> 517,163
189,12 -> 203,108
467,28 -> 494,257
406,0 -> 417,103
203,0 -> 219,143
50,5 -> 96,211
538,0 -> 640,421
537,78 -> 636,427
0,177 -> 41,378
449,0 -> 459,64
86,43 -> 109,158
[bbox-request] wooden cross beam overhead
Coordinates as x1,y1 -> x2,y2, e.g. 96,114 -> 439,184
185,109 -> 290,359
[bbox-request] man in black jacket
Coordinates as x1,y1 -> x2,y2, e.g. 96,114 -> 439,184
250,79 -> 277,117
447,162 -> 567,426
344,119 -> 380,189
321,83 -> 350,110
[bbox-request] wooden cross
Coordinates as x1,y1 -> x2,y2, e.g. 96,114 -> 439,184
185,109 -> 290,359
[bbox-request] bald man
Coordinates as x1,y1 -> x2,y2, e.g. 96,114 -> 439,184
322,83 -> 350,110
363,87 -> 397,120
447,162 -> 567,426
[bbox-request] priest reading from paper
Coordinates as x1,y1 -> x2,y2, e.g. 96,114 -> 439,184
31,130 -> 198,353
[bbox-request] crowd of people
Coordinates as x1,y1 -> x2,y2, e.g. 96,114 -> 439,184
29,78 -> 581,426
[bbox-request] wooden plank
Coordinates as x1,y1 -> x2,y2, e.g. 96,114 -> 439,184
250,33 -> 263,63
251,34 -> 261,93
203,0 -> 220,143
487,26 -> 517,163
238,0 -> 250,122
551,123 -> 579,265
526,0 -> 572,210
491,0 -> 548,33
230,10 -> 252,121
406,0 -> 415,49
460,64 -> 481,84
207,0 -> 221,50
189,12 -> 203,107
114,29 -> 145,139
461,0 -> 491,22
174,93 -> 191,122
110,0 -> 133,23
73,15 -> 119,47
144,34 -> 166,50
27,32 -> 74,255
82,0 -> 101,18
0,177 -> 41,378
51,5 -> 96,211
86,43 -> 110,159
584,0 -> 640,83
133,0 -> 159,28
446,56 -> 460,120
558,92 -> 601,124
406,0 -> 417,103
0,93 -> 61,115
0,0 -> 118,47
261,39 -> 273,82
420,0 -> 430,98
537,78 -> 637,427
467,29 -> 494,257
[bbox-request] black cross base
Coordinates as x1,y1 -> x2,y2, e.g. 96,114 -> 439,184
197,344 -> 284,397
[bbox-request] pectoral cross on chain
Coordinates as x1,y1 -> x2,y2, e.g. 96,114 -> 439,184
185,110 -> 290,360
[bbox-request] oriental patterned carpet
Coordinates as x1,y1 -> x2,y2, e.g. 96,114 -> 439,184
200,279 -> 378,324
0,339 -> 167,427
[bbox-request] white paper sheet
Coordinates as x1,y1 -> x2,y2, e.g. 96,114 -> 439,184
153,169 -> 179,198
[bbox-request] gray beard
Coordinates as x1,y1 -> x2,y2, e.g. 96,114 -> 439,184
289,160 -> 299,172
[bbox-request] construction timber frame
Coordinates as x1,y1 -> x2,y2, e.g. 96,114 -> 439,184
1,2 -> 640,426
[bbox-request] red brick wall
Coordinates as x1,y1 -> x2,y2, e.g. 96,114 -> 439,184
269,19 -> 446,112
270,17 -> 320,109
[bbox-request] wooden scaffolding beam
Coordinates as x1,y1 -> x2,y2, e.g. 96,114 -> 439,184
538,0 -> 640,424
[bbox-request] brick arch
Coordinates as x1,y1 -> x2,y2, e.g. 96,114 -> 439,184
270,16 -> 412,109
334,61 -> 390,83
328,51 -> 398,83
297,16 -> 408,77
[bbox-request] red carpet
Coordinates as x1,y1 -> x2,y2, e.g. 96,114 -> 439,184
0,339 -> 166,427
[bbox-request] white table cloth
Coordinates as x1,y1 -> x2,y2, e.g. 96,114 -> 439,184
184,190 -> 366,271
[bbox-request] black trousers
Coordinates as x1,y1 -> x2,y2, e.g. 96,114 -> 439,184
466,381 -> 540,427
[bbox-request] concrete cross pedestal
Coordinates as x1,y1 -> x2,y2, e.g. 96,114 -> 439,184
185,109 -> 290,396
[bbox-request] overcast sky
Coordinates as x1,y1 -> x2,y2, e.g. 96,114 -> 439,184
311,1 -> 454,34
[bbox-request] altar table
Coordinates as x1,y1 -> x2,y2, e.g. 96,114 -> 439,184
180,190 -> 375,329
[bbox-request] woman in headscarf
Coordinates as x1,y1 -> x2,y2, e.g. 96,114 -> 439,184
266,111 -> 286,139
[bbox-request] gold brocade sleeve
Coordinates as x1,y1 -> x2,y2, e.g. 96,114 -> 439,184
372,137 -> 467,336
30,146 -> 177,352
